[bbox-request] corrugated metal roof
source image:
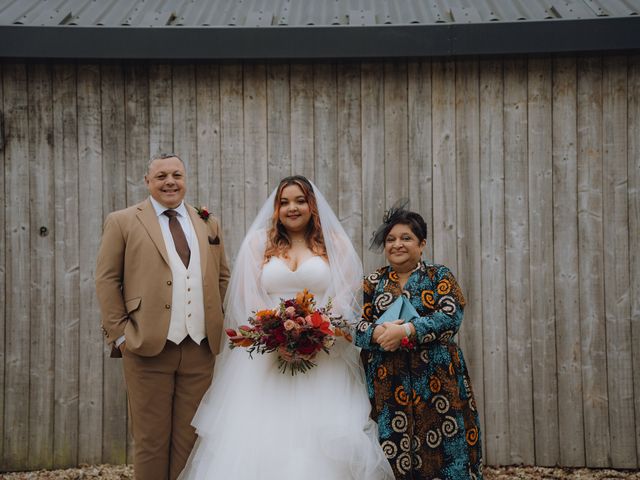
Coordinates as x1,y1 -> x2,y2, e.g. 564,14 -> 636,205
1,0 -> 639,59
1,0 -> 639,27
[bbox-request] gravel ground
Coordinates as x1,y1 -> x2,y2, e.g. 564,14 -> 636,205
1,464 -> 639,479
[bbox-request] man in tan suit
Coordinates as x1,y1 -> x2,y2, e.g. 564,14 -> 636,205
95,153 -> 230,480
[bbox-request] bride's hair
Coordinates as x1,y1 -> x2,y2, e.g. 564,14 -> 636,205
264,175 -> 327,261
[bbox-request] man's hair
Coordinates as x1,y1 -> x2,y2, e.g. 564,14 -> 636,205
147,153 -> 184,174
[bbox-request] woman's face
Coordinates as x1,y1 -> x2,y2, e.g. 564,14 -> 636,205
278,184 -> 312,234
384,223 -> 425,270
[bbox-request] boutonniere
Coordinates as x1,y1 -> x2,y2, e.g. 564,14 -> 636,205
195,206 -> 210,221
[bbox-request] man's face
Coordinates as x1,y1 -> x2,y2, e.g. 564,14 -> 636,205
144,156 -> 186,208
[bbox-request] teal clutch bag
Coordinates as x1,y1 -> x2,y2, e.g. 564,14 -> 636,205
375,296 -> 420,325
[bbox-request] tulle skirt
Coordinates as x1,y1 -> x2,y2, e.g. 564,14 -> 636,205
178,341 -> 394,479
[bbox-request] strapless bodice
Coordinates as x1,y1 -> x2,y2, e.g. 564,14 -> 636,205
261,256 -> 331,300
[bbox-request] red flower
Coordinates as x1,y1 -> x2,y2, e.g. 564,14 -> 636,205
297,338 -> 318,355
309,312 -> 333,335
195,206 -> 210,221
272,327 -> 286,344
400,336 -> 416,350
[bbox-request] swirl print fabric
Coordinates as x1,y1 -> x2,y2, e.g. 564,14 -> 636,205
356,262 -> 483,479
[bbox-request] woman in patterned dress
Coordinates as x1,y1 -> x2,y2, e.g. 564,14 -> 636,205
355,205 -> 483,479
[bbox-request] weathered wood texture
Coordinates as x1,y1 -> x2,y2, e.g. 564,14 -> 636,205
3,62 -> 31,471
76,64 -> 104,466
552,56 -> 586,467
479,59 -> 509,466
504,57 -> 535,466
0,56 -> 638,470
52,63 -> 80,468
629,54 -> 640,467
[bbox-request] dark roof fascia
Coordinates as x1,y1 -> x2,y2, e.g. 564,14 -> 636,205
1,16 -> 639,60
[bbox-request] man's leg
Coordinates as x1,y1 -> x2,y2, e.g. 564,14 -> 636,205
169,338 -> 215,480
123,343 -> 179,480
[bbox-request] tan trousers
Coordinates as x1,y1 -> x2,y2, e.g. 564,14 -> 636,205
122,337 -> 214,480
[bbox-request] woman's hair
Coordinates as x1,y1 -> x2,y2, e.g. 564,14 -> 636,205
264,175 -> 327,260
369,200 -> 427,252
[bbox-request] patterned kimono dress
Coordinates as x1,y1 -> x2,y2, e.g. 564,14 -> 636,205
356,261 -> 483,480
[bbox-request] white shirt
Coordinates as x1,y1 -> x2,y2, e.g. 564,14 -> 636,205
148,197 -> 196,252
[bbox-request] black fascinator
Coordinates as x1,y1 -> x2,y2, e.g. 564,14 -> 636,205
369,198 -> 410,252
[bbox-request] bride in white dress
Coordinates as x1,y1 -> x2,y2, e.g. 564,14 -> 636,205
179,176 -> 393,479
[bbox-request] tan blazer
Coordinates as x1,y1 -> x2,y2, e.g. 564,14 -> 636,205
96,199 -> 230,358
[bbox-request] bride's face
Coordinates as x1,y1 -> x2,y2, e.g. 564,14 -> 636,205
278,184 -> 312,234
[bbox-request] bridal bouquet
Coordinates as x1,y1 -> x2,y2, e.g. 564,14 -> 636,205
225,289 -> 351,375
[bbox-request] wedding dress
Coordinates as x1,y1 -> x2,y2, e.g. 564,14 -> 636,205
178,254 -> 393,479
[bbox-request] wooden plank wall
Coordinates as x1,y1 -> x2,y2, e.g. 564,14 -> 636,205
0,54 -> 639,471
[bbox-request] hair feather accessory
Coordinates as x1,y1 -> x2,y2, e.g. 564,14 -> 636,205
369,198 -> 410,252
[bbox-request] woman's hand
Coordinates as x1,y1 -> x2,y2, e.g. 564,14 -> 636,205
376,320 -> 405,352
372,325 -> 386,343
